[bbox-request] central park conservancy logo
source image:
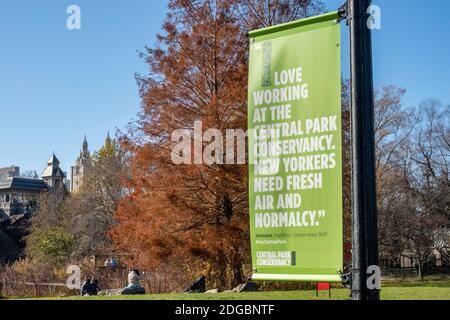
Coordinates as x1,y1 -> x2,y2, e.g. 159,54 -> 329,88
256,251 -> 297,267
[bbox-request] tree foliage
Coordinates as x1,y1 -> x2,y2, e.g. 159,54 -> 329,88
376,96 -> 450,278
26,135 -> 124,264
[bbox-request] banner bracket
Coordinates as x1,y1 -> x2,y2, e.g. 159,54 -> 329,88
337,2 -> 349,23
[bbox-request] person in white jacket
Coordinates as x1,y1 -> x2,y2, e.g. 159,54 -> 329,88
127,269 -> 144,289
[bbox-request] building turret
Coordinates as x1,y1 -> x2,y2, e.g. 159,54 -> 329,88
41,153 -> 66,190
82,135 -> 89,154
70,136 -> 91,193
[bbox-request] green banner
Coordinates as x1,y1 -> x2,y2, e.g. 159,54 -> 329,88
248,12 -> 343,282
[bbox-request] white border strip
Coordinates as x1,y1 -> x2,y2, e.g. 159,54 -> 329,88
252,274 -> 342,282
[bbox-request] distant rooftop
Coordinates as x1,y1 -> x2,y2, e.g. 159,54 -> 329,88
0,166 -> 20,181
0,177 -> 49,193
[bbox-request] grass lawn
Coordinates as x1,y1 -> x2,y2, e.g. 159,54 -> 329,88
29,279 -> 450,301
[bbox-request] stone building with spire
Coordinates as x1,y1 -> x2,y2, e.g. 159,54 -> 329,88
70,136 -> 91,193
0,152 -> 65,221
0,153 -> 66,262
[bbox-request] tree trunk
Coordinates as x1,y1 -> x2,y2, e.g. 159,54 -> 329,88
232,253 -> 244,287
216,250 -> 228,290
417,258 -> 424,281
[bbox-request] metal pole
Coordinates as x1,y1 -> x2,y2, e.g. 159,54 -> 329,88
347,0 -> 380,300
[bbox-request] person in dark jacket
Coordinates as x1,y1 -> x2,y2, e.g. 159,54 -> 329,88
80,277 -> 91,296
88,279 -> 100,296
185,275 -> 206,293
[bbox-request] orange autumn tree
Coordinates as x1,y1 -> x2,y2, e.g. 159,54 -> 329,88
111,0 -> 325,288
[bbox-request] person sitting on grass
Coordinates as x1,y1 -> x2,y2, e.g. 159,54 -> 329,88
80,277 -> 100,296
80,277 -> 91,296
185,275 -> 206,293
88,279 -> 100,296
117,269 -> 146,295
127,270 -> 144,289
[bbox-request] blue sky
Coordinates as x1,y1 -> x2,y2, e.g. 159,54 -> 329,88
0,0 -> 449,175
